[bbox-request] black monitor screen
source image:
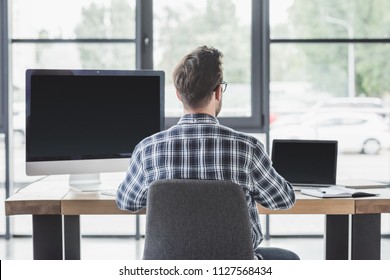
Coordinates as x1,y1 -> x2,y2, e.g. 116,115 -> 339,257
271,140 -> 338,185
26,69 -> 164,161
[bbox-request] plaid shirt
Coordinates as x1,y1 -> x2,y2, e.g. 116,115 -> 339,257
116,114 -> 295,250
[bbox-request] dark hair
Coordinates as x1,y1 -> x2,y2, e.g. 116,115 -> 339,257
173,46 -> 223,109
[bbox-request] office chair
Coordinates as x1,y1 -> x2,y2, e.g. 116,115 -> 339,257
142,179 -> 254,260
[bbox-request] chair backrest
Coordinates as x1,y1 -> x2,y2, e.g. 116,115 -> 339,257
142,179 -> 254,260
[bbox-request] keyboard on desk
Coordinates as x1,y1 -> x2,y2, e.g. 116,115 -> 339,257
100,189 -> 118,196
292,184 -> 337,191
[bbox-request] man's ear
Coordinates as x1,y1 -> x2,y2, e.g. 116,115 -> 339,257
215,85 -> 222,101
176,90 -> 183,102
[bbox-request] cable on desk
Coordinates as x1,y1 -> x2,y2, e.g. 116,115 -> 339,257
14,176 -> 49,194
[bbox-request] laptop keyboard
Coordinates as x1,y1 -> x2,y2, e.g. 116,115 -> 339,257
100,189 -> 117,196
293,184 -> 334,191
293,184 -> 333,188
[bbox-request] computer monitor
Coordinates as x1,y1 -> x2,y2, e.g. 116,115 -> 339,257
26,69 -> 165,190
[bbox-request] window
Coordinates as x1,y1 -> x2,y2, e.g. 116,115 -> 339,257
3,0 -> 389,242
154,0 -> 257,130
270,0 -> 390,183
269,0 -> 390,237
11,0 -> 137,183
9,0 -> 138,236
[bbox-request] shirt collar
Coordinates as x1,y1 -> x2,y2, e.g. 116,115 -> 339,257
177,114 -> 219,125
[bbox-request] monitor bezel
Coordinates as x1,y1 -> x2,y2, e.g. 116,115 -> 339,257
25,68 -> 165,177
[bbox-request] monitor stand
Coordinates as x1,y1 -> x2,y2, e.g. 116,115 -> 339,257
69,173 -> 102,191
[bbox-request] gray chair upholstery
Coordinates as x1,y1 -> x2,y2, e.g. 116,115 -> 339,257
142,179 -> 254,260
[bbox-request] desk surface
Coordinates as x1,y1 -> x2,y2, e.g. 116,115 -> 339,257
5,175 -> 390,216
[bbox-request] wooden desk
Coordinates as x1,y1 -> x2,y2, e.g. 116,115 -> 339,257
5,176 -> 390,260
258,189 -> 390,260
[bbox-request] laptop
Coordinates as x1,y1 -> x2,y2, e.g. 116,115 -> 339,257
271,139 -> 338,190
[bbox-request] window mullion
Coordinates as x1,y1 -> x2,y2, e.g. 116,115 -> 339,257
136,0 -> 153,70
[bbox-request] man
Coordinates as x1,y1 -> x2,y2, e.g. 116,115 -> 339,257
116,46 -> 299,260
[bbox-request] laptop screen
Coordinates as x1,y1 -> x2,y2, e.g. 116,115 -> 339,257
271,139 -> 338,185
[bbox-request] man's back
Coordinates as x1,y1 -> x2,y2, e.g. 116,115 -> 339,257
142,114 -> 257,184
116,113 -> 295,249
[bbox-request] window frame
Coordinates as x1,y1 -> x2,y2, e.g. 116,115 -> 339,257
0,0 -> 9,134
